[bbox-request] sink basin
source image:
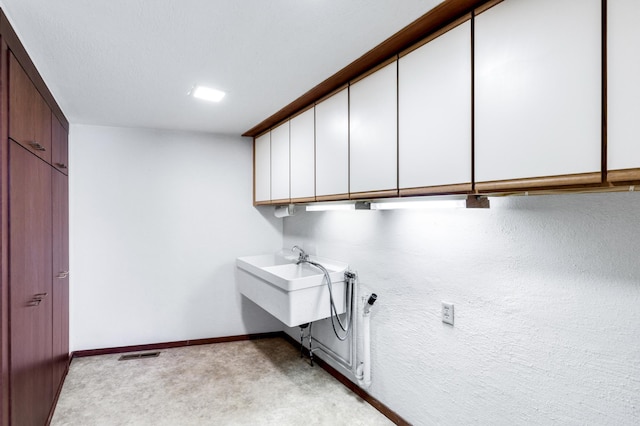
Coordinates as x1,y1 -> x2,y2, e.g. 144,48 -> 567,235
236,252 -> 348,327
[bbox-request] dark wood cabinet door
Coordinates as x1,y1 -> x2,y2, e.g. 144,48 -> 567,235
8,52 -> 52,163
51,113 -> 68,175
52,170 -> 69,393
9,141 -> 53,426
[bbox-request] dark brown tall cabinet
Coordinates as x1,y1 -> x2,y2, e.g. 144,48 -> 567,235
0,10 -> 70,426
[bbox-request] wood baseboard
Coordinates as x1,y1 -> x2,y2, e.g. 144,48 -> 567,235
71,332 -> 283,358
280,333 -> 410,426
47,355 -> 71,424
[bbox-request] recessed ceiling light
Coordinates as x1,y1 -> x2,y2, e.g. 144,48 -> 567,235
192,85 -> 225,102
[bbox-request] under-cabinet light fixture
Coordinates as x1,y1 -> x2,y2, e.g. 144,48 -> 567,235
371,199 -> 466,210
306,203 -> 355,212
305,196 -> 489,212
372,195 -> 490,210
191,85 -> 226,102
305,201 -> 371,212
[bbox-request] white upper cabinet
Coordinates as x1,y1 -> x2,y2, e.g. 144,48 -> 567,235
270,121 -> 290,201
254,132 -> 271,203
608,0 -> 640,179
475,0 -> 601,186
399,20 -> 471,192
290,108 -> 315,200
315,88 -> 349,198
349,61 -> 398,195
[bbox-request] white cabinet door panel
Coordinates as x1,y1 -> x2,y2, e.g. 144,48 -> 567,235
290,108 -> 315,199
316,88 -> 349,197
350,62 -> 398,194
270,121 -> 290,200
399,20 -> 471,189
608,0 -> 640,172
254,133 -> 270,202
475,0 -> 601,183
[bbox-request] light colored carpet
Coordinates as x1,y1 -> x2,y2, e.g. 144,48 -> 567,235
51,337 -> 394,426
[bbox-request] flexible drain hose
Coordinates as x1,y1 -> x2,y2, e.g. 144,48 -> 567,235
303,260 -> 354,341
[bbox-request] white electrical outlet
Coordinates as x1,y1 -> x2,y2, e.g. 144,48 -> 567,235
442,302 -> 454,325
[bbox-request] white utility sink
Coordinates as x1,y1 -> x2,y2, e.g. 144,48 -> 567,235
236,252 -> 348,327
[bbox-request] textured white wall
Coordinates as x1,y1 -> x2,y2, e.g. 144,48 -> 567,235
69,124 -> 283,351
283,193 -> 640,425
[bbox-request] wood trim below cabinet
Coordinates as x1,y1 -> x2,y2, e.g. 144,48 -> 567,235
315,194 -> 350,202
271,198 -> 291,206
607,168 -> 640,184
350,189 -> 398,200
475,172 -> 602,193
290,197 -> 316,204
400,183 -> 472,197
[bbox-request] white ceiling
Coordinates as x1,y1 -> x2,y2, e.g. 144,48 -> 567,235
0,0 -> 442,136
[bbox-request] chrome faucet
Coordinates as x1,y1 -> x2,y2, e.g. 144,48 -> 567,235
291,245 -> 309,264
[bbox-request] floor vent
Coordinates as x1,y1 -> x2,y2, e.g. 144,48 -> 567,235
118,351 -> 160,361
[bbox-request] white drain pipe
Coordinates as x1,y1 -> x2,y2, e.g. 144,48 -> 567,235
357,293 -> 377,388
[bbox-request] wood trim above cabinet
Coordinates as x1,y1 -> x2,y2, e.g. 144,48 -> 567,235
399,183 -> 472,197
350,189 -> 398,200
316,84 -> 349,105
607,168 -> 640,184
242,0 -> 489,137
0,10 -> 68,130
349,56 -> 398,86
399,13 -> 472,58
474,0 -> 504,16
475,172 -> 602,193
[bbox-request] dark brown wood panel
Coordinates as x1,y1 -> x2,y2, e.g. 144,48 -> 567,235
0,36 -> 10,426
52,171 -> 69,397
33,89 -> 52,163
9,141 -> 53,426
7,52 -> 30,147
8,52 -> 52,163
243,0 -> 488,137
52,112 -> 69,175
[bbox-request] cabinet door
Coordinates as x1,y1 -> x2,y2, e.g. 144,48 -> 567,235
349,61 -> 398,196
474,0 -> 601,188
315,88 -> 349,198
608,0 -> 640,181
399,20 -> 471,194
9,141 -> 53,426
270,121 -> 290,202
290,108 -> 315,201
52,113 -> 69,175
9,53 -> 52,163
254,132 -> 271,204
52,170 -> 69,394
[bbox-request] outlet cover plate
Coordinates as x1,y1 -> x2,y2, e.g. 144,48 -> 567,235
442,302 -> 454,325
